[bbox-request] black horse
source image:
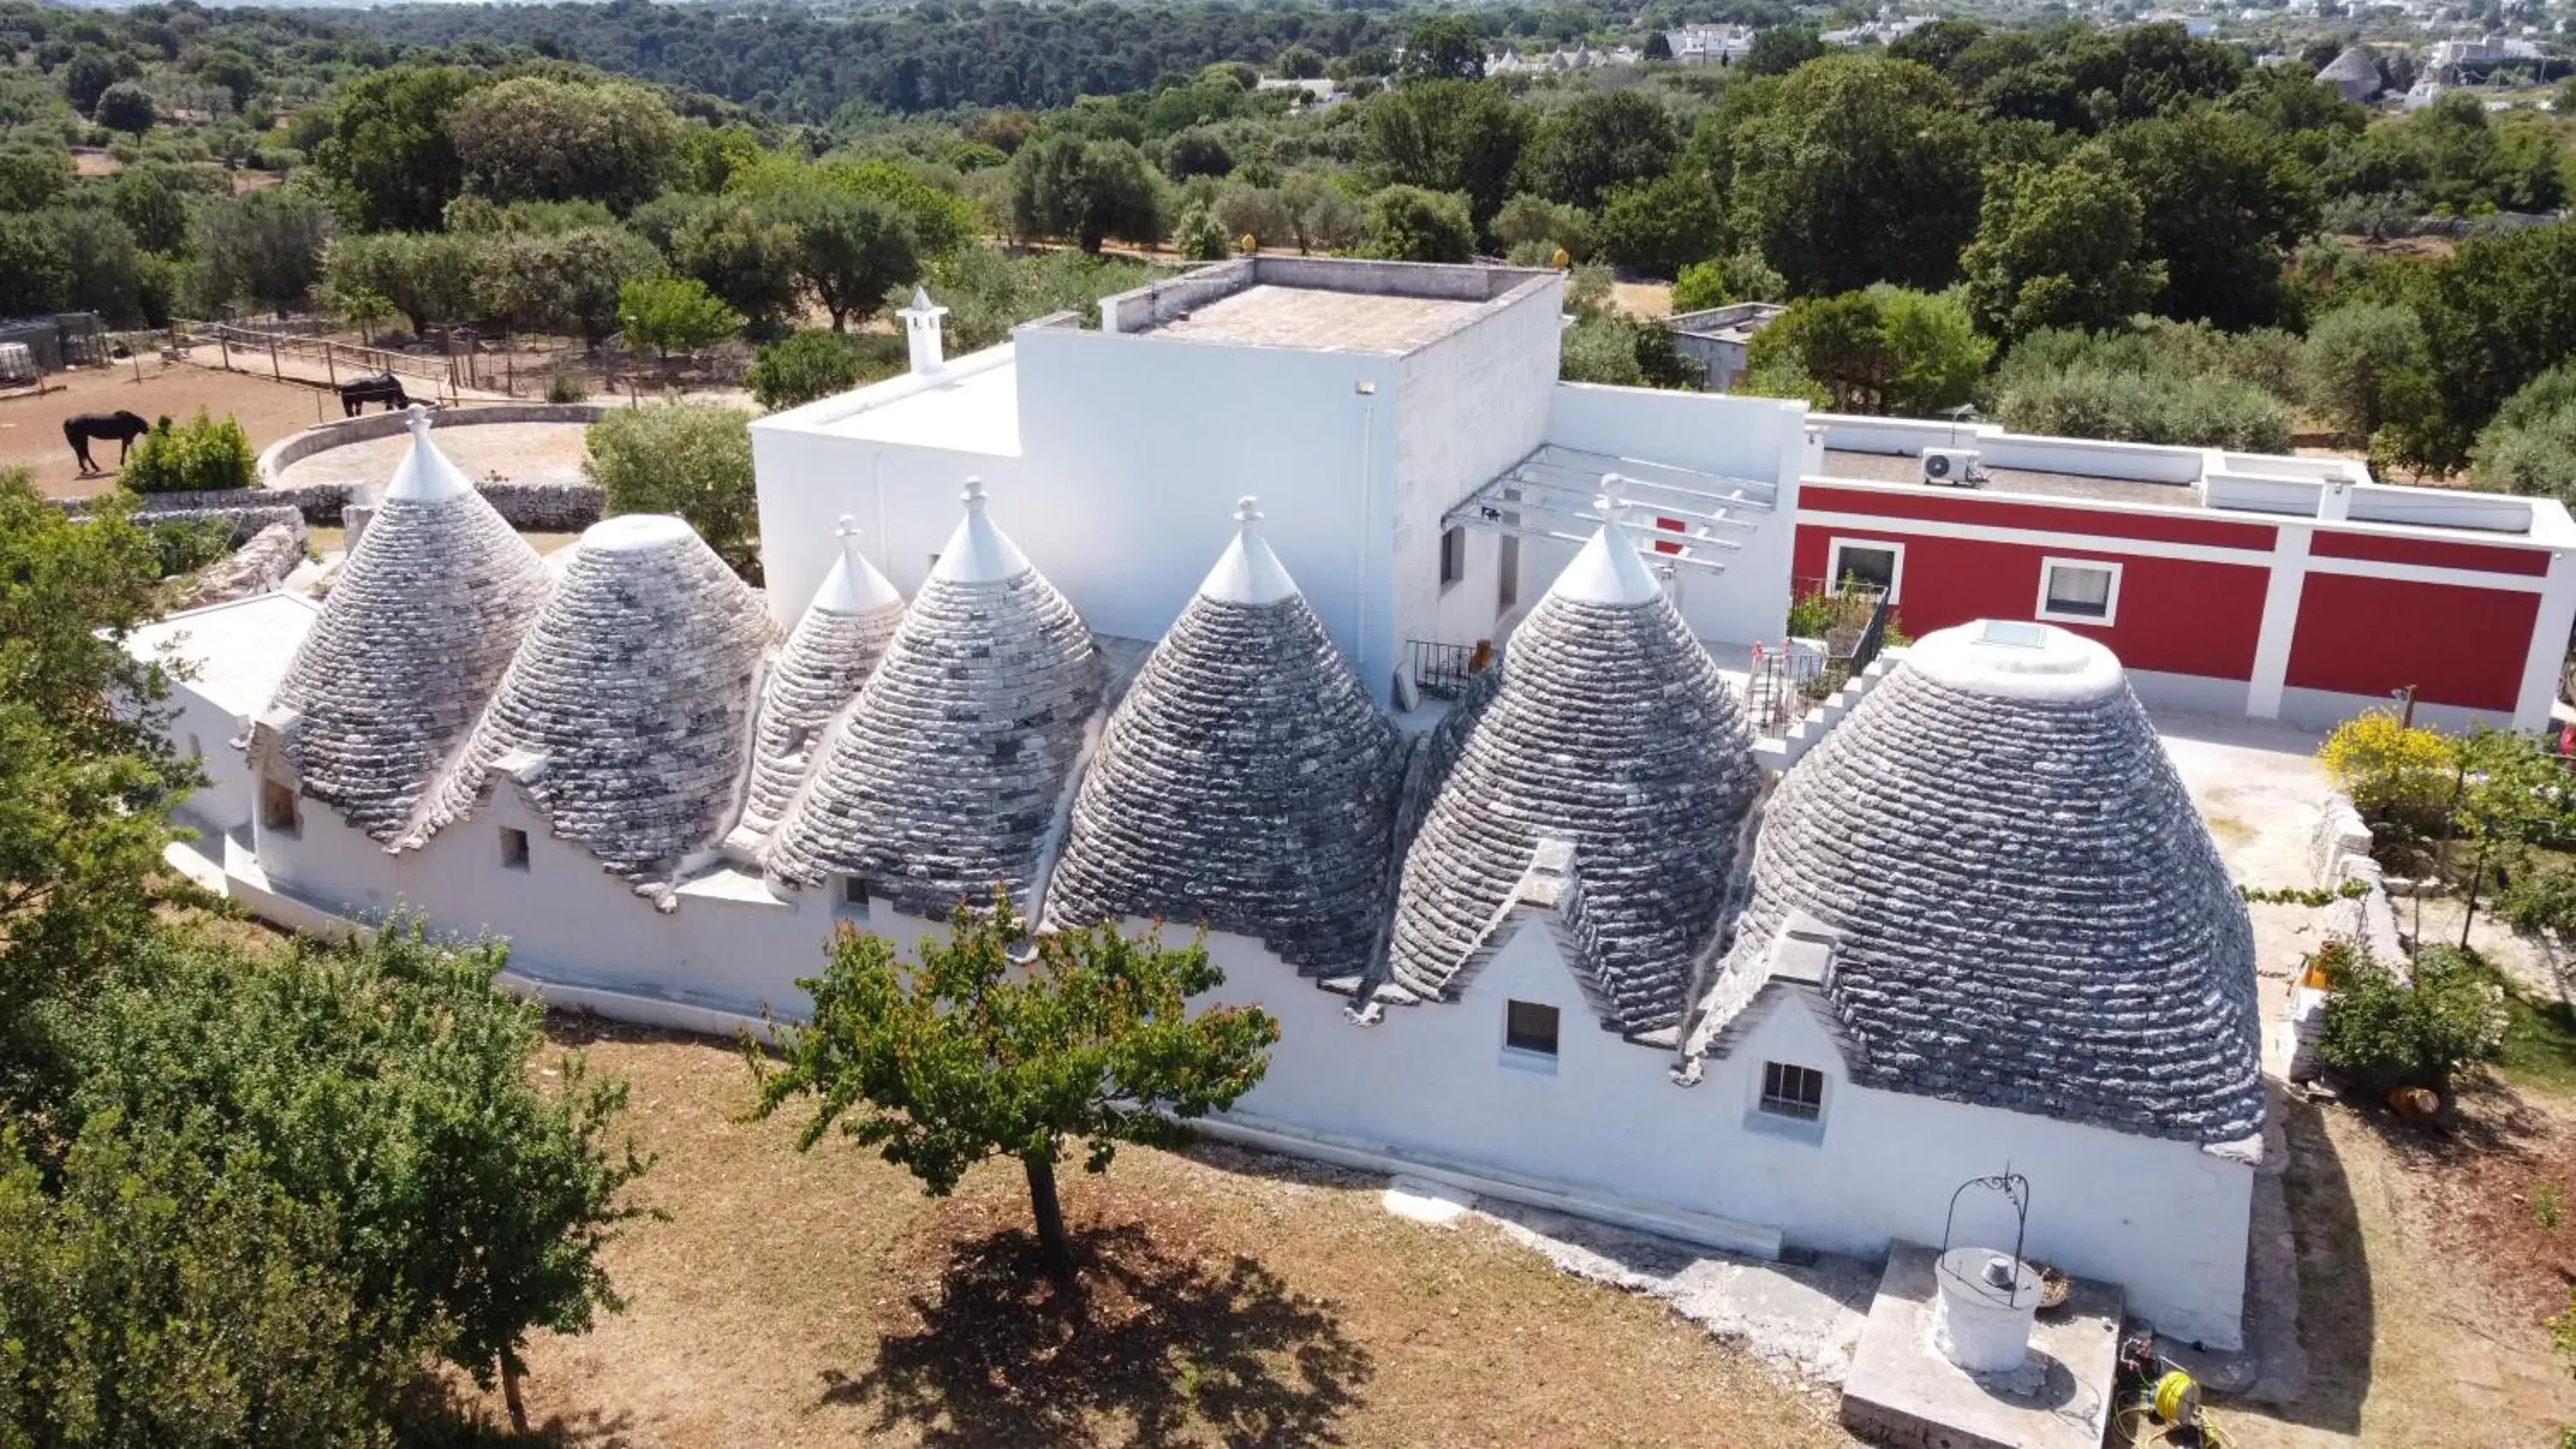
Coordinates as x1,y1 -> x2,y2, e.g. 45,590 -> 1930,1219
339,373 -> 413,416
64,410 -> 150,475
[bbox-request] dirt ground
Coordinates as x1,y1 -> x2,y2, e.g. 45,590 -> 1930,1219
453,1021 -> 1859,1449
0,358 -> 340,500
277,421 -> 594,492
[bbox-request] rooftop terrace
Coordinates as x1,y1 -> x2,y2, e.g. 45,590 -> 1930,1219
1139,284 -> 1483,354
1100,255 -> 1558,356
1820,448 -> 2201,510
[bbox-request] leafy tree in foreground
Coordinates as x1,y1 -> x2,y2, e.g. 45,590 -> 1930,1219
747,330 -> 884,410
2301,302 -> 2433,449
750,897 -> 1279,1276
480,226 -> 662,343
1744,287 -> 1989,415
322,231 -> 483,336
586,402 -> 758,577
55,924 -> 651,1436
1526,90 -> 1678,211
1358,78 -> 1530,231
769,189 -> 921,331
191,186 -> 334,318
617,274 -> 743,360
1400,15 -> 1485,82
309,63 -> 492,233
0,473 -> 193,1109
93,79 -> 155,134
2471,364 -> 2576,504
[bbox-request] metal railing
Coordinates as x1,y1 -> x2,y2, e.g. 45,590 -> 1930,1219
1404,639 -> 1485,700
1745,579 -> 1891,733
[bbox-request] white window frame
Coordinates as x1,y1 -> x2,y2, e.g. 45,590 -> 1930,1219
2033,555 -> 2123,627
1759,1060 -> 1826,1121
1824,537 -> 1905,604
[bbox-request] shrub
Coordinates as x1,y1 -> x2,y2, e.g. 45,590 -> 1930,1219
1358,185 -> 1473,264
2316,943 -> 2508,1095
1995,364 -> 2293,452
1173,203 -> 1231,262
2470,364 -> 2576,504
544,361 -> 589,404
617,274 -> 742,360
746,330 -> 901,411
1493,193 -> 1594,264
2318,709 -> 2459,832
119,409 -> 256,494
1670,259 -> 1729,314
149,516 -> 234,578
586,402 -> 758,579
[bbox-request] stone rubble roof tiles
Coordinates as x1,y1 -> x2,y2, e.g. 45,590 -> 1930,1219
1384,512 -> 1760,1035
413,513 -> 775,884
1703,622 -> 2266,1145
264,414 -> 550,843
736,521 -> 905,840
1044,503 -> 1405,975
765,488 -> 1102,919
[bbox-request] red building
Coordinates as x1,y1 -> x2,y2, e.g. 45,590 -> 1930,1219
1792,422 -> 2576,733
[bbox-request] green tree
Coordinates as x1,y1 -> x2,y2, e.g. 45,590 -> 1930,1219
1358,78 -> 1530,229
1526,91 -> 1678,209
617,274 -> 743,359
93,79 -> 154,134
1744,287 -> 1990,415
1174,202 -> 1231,261
191,186 -> 333,317
1960,159 -> 2164,343
2302,302 -> 2434,446
2316,943 -> 2506,1097
2093,109 -> 2317,330
0,1116 -> 418,1447
478,226 -> 662,343
322,231 -> 483,335
1400,16 -> 1485,82
60,46 -> 128,117
747,330 -> 893,410
749,896 -> 1279,1276
55,924 -> 651,1435
0,474 -> 193,1106
667,193 -> 803,328
1493,194 -> 1595,264
769,189 -> 921,330
586,402 -> 759,575
447,76 -> 682,215
194,48 -> 259,111
1670,259 -> 1730,312
1360,184 -> 1474,264
1277,43 -> 1327,80
1742,25 -> 1824,77
1007,135 -> 1163,254
1728,57 -> 1981,296
2414,222 -> 2576,470
0,149 -> 70,212
309,63 -> 491,233
1595,171 -> 1725,279
109,163 -> 198,253
2470,364 -> 2576,504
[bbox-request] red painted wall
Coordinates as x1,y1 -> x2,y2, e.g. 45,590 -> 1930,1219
2285,573 -> 2537,711
2309,529 -> 2553,577
1801,484 -> 2278,552
1792,524 -> 2270,681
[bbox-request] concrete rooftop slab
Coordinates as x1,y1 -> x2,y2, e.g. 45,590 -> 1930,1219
1820,447 -> 2204,510
127,591 -> 319,719
1137,284 -> 1484,354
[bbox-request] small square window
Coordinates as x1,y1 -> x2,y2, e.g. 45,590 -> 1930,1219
1504,999 -> 1559,1057
1439,526 -> 1467,588
1759,1061 -> 1825,1121
838,876 -> 872,920
1825,538 -> 1902,603
500,827 -> 530,871
259,779 -> 300,837
2036,557 -> 2121,626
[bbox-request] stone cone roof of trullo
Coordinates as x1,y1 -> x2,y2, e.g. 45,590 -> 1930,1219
735,523 -> 905,840
1044,503 -> 1406,976
1384,507 -> 1760,1036
2318,45 -> 2380,87
1704,621 -> 2265,1145
265,409 -> 549,843
765,486 -> 1101,918
412,514 -> 775,884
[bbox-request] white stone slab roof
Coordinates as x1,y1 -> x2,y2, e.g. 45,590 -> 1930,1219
1383,506 -> 1760,1035
736,518 -> 904,840
1701,621 -> 2265,1145
765,482 -> 1102,918
265,410 -> 550,842
1044,500 -> 1405,975
414,513 -> 774,885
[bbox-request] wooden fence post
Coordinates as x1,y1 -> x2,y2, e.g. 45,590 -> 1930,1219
324,341 -> 337,387
217,330 -> 230,372
269,336 -> 282,381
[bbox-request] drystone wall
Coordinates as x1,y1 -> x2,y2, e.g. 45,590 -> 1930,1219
168,520 -> 306,609
55,480 -> 598,531
2312,791 -> 2403,966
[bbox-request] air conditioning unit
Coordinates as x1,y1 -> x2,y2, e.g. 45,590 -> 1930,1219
1921,447 -> 1985,488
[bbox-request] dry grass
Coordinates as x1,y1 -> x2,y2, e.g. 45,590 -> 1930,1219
2217,1084 -> 2576,1449
453,1018 -> 1859,1448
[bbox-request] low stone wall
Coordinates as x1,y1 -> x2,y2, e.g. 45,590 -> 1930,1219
62,478 -> 599,534
254,401 -> 611,486
2312,791 -> 2403,966
169,519 -> 307,609
482,481 -> 601,532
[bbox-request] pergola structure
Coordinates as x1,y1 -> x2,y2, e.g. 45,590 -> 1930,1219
1442,445 -> 1778,578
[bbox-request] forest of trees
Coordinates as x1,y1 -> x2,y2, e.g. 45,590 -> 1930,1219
10,1 -> 2576,479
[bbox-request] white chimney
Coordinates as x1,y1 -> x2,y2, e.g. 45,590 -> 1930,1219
900,286 -> 949,377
